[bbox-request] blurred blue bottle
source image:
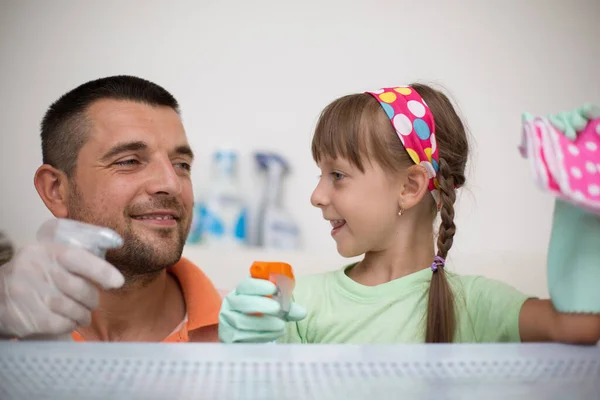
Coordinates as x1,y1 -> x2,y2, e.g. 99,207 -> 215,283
186,201 -> 206,245
201,148 -> 247,248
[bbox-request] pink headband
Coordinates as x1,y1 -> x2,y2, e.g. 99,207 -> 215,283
365,86 -> 441,208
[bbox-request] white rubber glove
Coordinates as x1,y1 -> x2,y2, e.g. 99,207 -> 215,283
0,228 -> 124,339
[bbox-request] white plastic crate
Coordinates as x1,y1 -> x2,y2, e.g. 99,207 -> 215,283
0,342 -> 598,399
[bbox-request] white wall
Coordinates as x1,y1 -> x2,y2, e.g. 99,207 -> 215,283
1,0 -> 599,297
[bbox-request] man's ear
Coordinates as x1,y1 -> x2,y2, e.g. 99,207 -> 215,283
399,164 -> 430,210
34,164 -> 70,218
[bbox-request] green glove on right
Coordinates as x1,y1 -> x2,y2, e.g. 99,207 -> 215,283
218,277 -> 307,343
547,199 -> 600,314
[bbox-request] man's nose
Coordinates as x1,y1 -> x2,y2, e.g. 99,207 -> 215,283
145,158 -> 182,197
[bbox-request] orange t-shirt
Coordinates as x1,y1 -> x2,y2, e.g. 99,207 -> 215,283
72,257 -> 222,343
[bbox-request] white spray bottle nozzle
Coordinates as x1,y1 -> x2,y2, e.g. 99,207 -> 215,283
36,219 -> 123,259
255,152 -> 289,173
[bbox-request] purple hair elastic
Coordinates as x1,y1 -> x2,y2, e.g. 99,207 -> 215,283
431,256 -> 446,272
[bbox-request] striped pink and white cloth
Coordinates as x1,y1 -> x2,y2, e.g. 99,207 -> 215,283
520,115 -> 600,215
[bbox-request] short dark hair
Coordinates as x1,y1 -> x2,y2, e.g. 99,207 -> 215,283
41,75 -> 180,176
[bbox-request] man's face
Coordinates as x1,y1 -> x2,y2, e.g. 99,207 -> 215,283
66,99 -> 194,279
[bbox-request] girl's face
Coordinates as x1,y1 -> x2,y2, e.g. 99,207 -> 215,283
311,156 -> 403,257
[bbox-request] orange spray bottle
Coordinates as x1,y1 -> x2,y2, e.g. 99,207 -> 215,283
250,261 -> 295,318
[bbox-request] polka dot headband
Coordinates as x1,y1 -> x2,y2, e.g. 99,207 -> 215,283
365,86 -> 441,208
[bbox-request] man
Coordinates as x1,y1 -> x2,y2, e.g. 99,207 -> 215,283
0,76 -> 222,342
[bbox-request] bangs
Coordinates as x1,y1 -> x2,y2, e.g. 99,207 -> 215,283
311,93 -> 400,172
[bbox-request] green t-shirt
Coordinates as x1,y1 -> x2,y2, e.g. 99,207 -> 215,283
280,266 -> 529,344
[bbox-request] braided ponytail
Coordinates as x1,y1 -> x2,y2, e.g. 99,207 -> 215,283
409,83 -> 468,343
425,158 -> 457,343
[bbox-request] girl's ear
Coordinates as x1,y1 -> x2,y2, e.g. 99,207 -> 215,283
399,165 -> 430,210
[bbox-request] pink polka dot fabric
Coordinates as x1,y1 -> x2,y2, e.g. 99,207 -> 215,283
520,116 -> 600,215
365,86 -> 441,208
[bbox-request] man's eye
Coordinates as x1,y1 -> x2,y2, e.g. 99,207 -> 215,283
175,162 -> 192,171
115,159 -> 139,166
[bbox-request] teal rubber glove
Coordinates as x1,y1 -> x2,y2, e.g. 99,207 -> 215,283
218,277 -> 307,343
547,199 -> 600,313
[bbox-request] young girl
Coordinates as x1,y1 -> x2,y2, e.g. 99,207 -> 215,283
218,84 -> 600,344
